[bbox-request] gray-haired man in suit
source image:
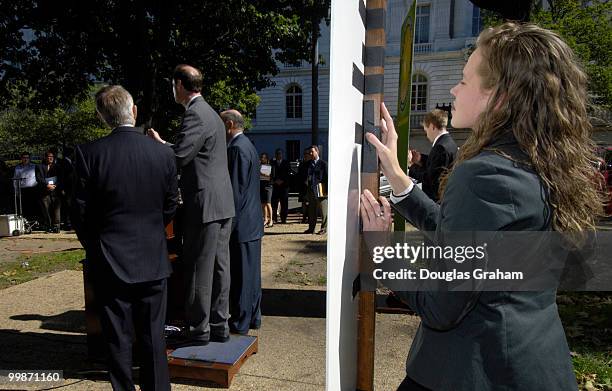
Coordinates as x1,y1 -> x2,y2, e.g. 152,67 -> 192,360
74,85 -> 177,390
148,64 -> 235,346
221,109 -> 264,335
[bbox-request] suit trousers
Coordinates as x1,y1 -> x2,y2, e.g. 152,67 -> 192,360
306,189 -> 327,232
183,217 -> 231,340
20,187 -> 39,221
93,276 -> 170,391
229,237 -> 262,334
271,185 -> 289,223
40,193 -> 61,228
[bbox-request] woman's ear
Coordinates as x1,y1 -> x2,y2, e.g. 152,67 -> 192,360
488,89 -> 505,112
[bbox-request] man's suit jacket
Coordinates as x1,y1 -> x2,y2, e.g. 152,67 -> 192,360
409,133 -> 457,202
35,162 -> 64,195
271,159 -> 290,188
297,159 -> 310,196
392,134 -> 576,390
227,134 -> 264,243
172,96 -> 234,223
307,159 -> 328,197
72,126 -> 179,284
57,157 -> 75,197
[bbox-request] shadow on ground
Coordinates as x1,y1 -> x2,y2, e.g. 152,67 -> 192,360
11,310 -> 87,334
261,289 -> 326,318
0,328 -> 90,373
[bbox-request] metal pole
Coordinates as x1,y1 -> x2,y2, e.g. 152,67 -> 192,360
311,19 -> 320,146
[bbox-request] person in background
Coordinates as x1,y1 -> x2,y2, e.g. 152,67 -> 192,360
271,148 -> 290,224
12,152 -> 38,220
297,148 -> 312,224
259,152 -> 274,228
36,150 -> 63,233
304,145 -> 327,235
408,109 -> 458,202
0,161 -> 12,214
58,147 -> 75,230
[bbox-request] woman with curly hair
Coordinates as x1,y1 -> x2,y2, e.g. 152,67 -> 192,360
361,23 -> 602,390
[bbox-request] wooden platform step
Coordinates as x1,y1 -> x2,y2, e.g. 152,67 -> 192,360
167,335 -> 258,388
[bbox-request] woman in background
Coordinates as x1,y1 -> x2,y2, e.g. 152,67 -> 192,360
361,23 -> 602,390
259,152 -> 274,228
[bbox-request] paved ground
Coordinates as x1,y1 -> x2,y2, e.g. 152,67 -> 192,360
0,207 -> 419,390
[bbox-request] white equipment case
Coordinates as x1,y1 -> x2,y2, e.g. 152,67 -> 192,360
0,214 -> 26,237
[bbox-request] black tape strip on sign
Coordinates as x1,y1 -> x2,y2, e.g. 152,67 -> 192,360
365,46 -> 385,68
362,99 -> 380,174
359,0 -> 366,29
355,122 -> 363,145
352,63 -> 365,94
366,8 -> 385,30
365,74 -> 384,95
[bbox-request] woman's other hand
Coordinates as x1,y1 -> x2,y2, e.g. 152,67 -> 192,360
360,189 -> 392,231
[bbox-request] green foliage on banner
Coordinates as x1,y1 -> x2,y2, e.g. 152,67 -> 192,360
394,2 -> 417,232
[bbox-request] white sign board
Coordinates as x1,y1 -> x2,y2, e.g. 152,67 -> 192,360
326,0 -> 366,389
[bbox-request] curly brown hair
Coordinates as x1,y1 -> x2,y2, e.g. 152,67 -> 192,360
440,23 -> 603,232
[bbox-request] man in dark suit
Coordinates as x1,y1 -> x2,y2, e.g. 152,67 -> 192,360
35,150 -> 64,233
304,145 -> 328,235
271,148 -> 290,224
221,109 -> 264,334
58,146 -> 75,230
148,64 -> 235,346
72,85 -> 178,391
408,109 -> 458,202
297,149 -> 312,223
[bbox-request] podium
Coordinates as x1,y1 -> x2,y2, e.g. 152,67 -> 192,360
82,219 -> 258,388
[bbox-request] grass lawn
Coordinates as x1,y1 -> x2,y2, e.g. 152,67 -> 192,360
0,249 -> 85,290
557,293 -> 612,391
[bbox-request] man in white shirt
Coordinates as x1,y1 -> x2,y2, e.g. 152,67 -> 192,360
13,152 -> 38,221
407,109 -> 458,202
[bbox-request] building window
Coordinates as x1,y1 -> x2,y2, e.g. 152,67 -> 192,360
411,74 -> 428,112
472,6 -> 483,36
415,4 -> 430,44
285,84 -> 303,119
